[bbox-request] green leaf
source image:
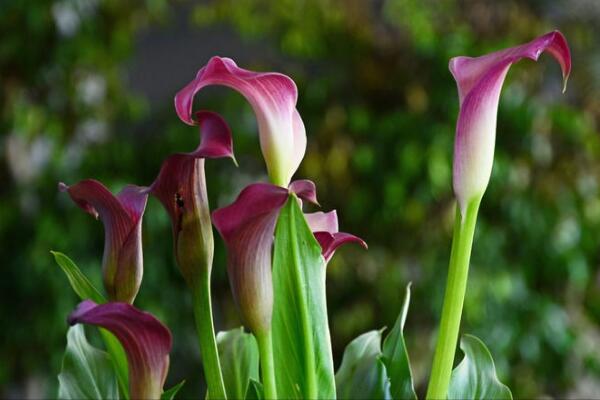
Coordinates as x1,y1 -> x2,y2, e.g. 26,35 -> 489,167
161,380 -> 185,400
58,325 -> 119,400
271,197 -> 336,399
335,330 -> 391,400
244,379 -> 264,400
382,283 -> 417,400
448,334 -> 512,400
98,330 -> 129,399
52,251 -> 129,398
51,251 -> 105,303
216,327 -> 259,399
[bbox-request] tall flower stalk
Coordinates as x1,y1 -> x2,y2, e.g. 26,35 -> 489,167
175,57 -> 308,398
149,111 -> 235,399
426,31 -> 571,399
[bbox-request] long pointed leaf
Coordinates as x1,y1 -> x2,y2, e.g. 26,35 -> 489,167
382,284 -> 416,400
161,381 -> 186,400
271,196 -> 336,398
51,251 -> 105,303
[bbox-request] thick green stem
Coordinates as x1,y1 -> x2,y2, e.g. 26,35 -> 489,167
192,274 -> 227,400
426,198 -> 481,399
256,330 -> 277,399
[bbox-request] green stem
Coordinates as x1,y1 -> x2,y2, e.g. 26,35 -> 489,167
426,198 -> 481,399
256,330 -> 277,399
192,274 -> 227,400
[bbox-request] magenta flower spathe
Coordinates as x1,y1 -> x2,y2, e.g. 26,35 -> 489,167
211,182 -> 304,334
68,300 -> 172,400
148,111 -> 235,289
212,181 -> 366,333
59,180 -> 148,303
175,56 -> 306,187
450,30 -> 571,214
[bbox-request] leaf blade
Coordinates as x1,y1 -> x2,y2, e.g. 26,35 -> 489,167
51,251 -> 105,304
382,284 -> 417,400
217,327 -> 259,399
335,330 -> 391,400
448,334 -> 512,400
271,196 -> 336,399
58,325 -> 119,400
161,380 -> 186,400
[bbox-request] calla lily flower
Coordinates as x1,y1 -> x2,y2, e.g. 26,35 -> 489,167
212,181 -> 366,333
212,182 -> 301,334
305,210 -> 367,262
450,30 -> 571,214
148,111 -> 235,289
175,56 -> 306,187
68,300 -> 172,400
59,180 -> 148,303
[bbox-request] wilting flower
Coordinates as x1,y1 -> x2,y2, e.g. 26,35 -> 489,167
175,56 -> 306,187
450,31 -> 571,215
148,111 -> 235,289
305,210 -> 367,262
68,300 -> 172,400
59,180 -> 148,303
212,180 -> 365,334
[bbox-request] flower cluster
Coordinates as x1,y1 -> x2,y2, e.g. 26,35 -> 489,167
59,56 -> 364,398
56,31 -> 571,400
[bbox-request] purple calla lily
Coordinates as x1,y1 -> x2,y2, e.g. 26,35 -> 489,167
212,181 -> 365,333
59,180 -> 148,303
175,56 -> 306,187
305,210 -> 367,262
148,111 -> 235,288
212,183 -> 299,334
450,30 -> 571,214
68,300 -> 172,400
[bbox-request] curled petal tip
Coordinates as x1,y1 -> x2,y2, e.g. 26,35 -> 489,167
194,111 -> 237,161
289,179 -> 319,205
314,232 -> 368,263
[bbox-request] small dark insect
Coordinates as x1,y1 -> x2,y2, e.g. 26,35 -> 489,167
175,193 -> 185,208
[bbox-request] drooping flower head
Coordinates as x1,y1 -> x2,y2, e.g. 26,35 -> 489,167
59,180 -> 148,303
68,300 -> 172,400
175,56 -> 306,187
450,31 -> 571,215
212,180 -> 365,334
148,111 -> 235,289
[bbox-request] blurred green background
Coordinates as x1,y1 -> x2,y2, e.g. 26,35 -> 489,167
2,0 -> 600,398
